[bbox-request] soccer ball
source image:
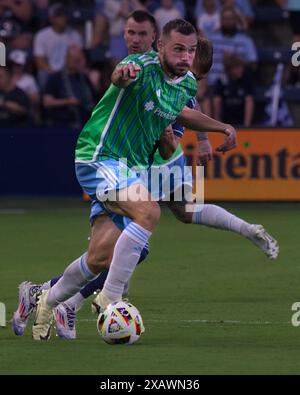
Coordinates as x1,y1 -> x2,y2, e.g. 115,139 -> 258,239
97,300 -> 144,345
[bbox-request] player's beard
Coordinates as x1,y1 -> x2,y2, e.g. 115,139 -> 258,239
161,53 -> 189,78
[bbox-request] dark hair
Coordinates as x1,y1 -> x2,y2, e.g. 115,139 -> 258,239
127,10 -> 157,32
195,35 -> 213,76
162,19 -> 197,38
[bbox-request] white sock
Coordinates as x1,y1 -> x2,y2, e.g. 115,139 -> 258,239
123,281 -> 130,298
64,293 -> 85,312
192,204 -> 253,237
40,281 -> 51,291
103,222 -> 151,302
47,253 -> 97,308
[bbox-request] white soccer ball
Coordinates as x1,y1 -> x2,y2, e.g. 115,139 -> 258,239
97,300 -> 144,345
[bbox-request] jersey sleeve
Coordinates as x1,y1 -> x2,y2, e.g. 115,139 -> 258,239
172,97 -> 197,138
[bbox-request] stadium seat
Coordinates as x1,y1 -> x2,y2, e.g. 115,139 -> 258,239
87,48 -> 111,64
254,87 -> 268,103
254,6 -> 289,22
255,87 -> 300,103
283,88 -> 300,102
257,48 -> 292,64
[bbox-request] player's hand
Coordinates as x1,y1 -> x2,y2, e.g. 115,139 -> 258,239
197,139 -> 212,165
116,63 -> 141,81
216,125 -> 237,153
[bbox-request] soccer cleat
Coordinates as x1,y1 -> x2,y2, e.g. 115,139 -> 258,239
91,297 -> 101,315
91,291 -> 119,315
54,303 -> 76,340
12,281 -> 41,336
248,225 -> 279,260
32,289 -> 53,341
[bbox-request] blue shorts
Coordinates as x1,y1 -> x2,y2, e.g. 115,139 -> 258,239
76,159 -> 146,226
76,155 -> 193,230
148,153 -> 193,201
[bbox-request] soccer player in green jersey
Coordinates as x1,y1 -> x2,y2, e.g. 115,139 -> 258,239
12,13 -> 277,341
31,17 -> 240,340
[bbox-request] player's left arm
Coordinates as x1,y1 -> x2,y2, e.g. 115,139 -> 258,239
193,101 -> 213,165
177,106 -> 237,153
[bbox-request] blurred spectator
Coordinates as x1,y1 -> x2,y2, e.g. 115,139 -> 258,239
196,0 -> 220,37
9,49 -> 39,105
145,0 -> 185,16
8,48 -> 40,123
0,0 -> 35,50
154,0 -> 183,33
92,0 -> 110,51
276,1 -> 300,87
33,2 -> 83,87
43,45 -> 96,129
195,0 -> 253,29
0,66 -> 30,127
90,0 -> 111,98
34,0 -> 49,8
101,0 -> 146,67
221,0 -> 249,30
207,6 -> 258,88
277,0 -> 300,42
213,54 -> 254,127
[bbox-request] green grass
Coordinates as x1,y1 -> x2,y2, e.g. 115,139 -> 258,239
0,198 -> 300,375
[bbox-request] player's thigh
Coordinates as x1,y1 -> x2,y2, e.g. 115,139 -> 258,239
88,214 -> 121,270
106,183 -> 161,230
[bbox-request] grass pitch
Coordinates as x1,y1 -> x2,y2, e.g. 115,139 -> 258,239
0,198 -> 299,375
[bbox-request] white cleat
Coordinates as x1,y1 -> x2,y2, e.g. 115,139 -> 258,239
248,225 -> 279,260
12,281 -> 41,336
32,290 -> 53,341
54,303 -> 76,340
91,292 -> 122,315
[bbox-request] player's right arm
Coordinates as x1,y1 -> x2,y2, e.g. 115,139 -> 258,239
111,63 -> 142,88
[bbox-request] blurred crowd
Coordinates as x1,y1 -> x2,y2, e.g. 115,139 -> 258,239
0,0 -> 298,128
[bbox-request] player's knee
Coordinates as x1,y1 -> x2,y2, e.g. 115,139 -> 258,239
177,211 -> 191,224
171,205 -> 192,224
134,201 -> 161,229
86,251 -> 111,273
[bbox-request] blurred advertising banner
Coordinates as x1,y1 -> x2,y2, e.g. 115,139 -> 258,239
181,129 -> 300,201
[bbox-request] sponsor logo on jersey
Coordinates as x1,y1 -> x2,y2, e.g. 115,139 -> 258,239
145,101 -> 155,111
144,101 -> 176,121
